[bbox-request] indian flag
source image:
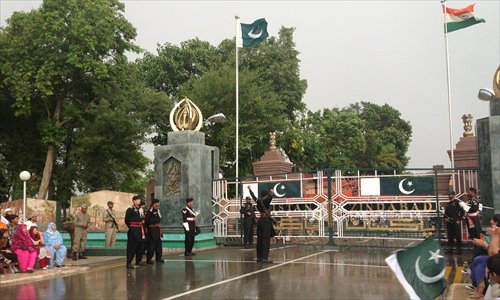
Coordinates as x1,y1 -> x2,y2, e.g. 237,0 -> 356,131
443,4 -> 485,33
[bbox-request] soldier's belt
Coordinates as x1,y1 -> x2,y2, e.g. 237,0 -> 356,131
148,224 -> 161,228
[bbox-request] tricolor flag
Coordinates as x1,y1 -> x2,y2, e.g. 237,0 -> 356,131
443,4 -> 485,33
236,18 -> 269,48
385,237 -> 447,300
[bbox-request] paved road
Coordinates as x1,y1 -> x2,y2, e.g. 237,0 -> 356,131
0,245 -> 468,299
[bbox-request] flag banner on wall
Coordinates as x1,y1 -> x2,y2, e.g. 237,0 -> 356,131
360,177 -> 434,196
258,181 -> 301,198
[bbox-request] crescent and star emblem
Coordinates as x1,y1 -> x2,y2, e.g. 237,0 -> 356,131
273,183 -> 286,197
415,249 -> 445,283
398,178 -> 415,195
248,29 -> 262,39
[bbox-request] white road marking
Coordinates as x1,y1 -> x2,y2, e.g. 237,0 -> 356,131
162,250 -> 333,300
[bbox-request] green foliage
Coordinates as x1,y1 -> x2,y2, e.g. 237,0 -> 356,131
0,0 -> 167,201
280,103 -> 412,171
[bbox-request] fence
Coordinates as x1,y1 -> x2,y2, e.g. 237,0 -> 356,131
212,168 -> 479,243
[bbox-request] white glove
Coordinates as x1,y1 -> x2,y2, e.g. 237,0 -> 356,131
183,222 -> 189,231
479,204 -> 483,211
459,201 -> 471,212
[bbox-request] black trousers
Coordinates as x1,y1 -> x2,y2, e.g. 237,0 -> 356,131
446,221 -> 462,249
243,219 -> 254,245
184,231 -> 195,254
147,237 -> 163,261
257,218 -> 272,260
127,231 -> 145,265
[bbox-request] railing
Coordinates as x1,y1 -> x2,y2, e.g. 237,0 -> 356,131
212,168 -> 479,241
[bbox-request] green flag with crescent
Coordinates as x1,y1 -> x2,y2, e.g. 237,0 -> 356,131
385,237 -> 447,299
237,18 -> 269,48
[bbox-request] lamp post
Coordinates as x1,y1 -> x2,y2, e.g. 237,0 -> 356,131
19,171 -> 31,223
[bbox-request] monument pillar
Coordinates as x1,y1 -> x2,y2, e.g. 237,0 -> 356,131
477,66 -> 500,221
154,98 -> 219,245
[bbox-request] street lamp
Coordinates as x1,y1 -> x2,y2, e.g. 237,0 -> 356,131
204,113 -> 226,126
19,171 -> 31,223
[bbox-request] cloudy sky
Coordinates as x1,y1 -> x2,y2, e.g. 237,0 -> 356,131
2,0 -> 499,169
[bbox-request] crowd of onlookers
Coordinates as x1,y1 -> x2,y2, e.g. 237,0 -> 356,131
465,214 -> 500,299
0,209 -> 67,275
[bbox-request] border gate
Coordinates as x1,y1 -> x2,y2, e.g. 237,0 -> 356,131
212,168 -> 479,244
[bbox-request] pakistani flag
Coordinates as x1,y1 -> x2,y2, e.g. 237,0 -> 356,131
236,18 -> 269,47
360,177 -> 434,196
443,4 -> 485,33
258,181 -> 301,198
380,177 -> 434,196
386,237 -> 447,300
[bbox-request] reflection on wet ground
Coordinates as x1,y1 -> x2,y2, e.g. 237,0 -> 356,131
1,245 -> 465,299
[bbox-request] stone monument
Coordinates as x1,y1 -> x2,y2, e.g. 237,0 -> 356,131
477,66 -> 500,221
154,98 -> 219,235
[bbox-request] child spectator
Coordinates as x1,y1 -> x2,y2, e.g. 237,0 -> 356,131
43,222 -> 67,268
0,228 -> 19,273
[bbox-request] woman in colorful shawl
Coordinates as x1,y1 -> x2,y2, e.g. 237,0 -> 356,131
29,226 -> 50,269
10,224 -> 37,272
43,222 -> 67,268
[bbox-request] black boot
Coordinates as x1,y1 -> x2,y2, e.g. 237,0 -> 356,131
78,252 -> 88,259
72,252 -> 78,261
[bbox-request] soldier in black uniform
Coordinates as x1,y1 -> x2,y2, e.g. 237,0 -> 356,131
125,195 -> 146,269
444,191 -> 465,255
182,198 -> 197,256
146,198 -> 164,264
248,186 -> 274,263
465,187 -> 482,239
240,196 -> 256,249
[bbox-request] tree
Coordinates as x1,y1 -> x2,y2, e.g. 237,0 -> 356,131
180,63 -> 286,178
280,103 -> 412,171
139,27 -> 308,177
0,0 -> 140,199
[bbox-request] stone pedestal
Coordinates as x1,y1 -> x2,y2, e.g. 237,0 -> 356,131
154,131 -> 219,231
477,100 -> 500,221
252,149 -> 293,177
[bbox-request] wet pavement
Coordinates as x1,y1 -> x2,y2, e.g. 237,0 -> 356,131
0,245 -> 471,299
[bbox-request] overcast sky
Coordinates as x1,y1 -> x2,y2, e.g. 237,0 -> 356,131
2,0 -> 499,169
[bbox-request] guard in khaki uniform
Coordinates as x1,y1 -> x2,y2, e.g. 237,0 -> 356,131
103,201 -> 119,247
73,204 -> 91,260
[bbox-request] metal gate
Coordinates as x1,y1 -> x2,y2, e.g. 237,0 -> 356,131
212,168 -> 479,242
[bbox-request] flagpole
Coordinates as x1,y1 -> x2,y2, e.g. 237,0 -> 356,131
442,0 -> 456,189
235,16 -> 240,198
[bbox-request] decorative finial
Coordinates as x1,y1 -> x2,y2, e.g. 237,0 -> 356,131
269,132 -> 276,150
169,97 -> 203,131
462,114 -> 473,137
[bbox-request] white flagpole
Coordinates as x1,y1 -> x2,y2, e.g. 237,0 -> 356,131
442,0 -> 456,189
235,16 -> 240,197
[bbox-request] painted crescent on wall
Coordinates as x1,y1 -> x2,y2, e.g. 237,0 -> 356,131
169,97 -> 203,131
273,183 -> 286,197
398,178 -> 415,195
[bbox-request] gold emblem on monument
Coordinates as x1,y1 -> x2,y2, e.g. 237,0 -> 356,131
169,97 -> 203,131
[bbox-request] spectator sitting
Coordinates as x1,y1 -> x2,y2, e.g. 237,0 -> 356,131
25,215 -> 38,231
0,228 -> 19,273
484,254 -> 500,299
10,224 -> 37,273
6,214 -> 20,238
29,226 -> 50,270
43,222 -> 67,268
